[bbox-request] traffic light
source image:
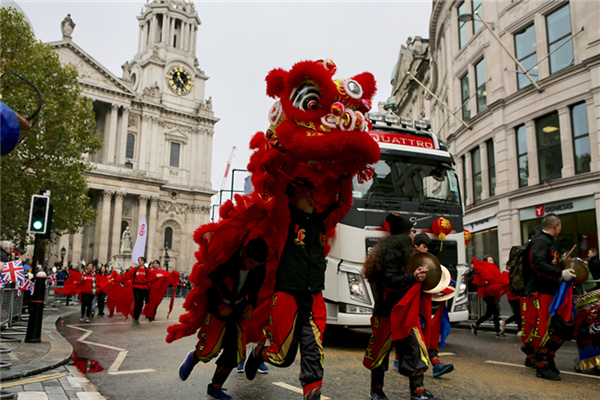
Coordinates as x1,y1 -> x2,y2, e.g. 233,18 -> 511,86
28,195 -> 50,234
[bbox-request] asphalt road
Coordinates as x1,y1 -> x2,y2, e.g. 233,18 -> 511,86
57,299 -> 600,400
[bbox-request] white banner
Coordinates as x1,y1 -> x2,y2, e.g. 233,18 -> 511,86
131,217 -> 147,263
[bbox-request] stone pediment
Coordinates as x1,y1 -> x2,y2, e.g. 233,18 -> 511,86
50,40 -> 133,96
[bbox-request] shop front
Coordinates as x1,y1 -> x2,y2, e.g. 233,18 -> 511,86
519,196 -> 598,260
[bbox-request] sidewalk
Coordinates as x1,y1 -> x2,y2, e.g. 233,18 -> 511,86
0,304 -> 105,399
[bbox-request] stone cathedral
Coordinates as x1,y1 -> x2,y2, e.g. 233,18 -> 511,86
51,0 -> 217,273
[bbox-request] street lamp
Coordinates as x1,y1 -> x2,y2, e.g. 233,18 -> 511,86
60,246 -> 66,266
164,246 -> 170,272
458,10 -> 543,92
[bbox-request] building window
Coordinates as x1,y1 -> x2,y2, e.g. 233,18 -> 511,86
458,2 -> 468,49
462,155 -> 468,205
471,147 -> 482,202
546,4 -> 573,74
516,125 -> 528,187
472,0 -> 482,33
126,133 -> 135,159
535,112 -> 562,182
514,24 -> 538,90
475,58 -> 487,113
461,73 -> 471,121
169,142 -> 181,168
486,139 -> 495,196
571,102 -> 590,174
164,227 -> 173,249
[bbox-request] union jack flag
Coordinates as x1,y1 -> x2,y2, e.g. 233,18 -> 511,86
17,278 -> 34,296
1,260 -> 25,283
0,274 -> 9,288
48,274 -> 58,286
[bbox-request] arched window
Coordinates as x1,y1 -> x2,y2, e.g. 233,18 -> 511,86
164,227 -> 173,250
126,133 -> 135,159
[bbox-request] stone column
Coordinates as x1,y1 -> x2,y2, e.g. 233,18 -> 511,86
138,24 -> 143,53
138,195 -> 149,225
98,191 -> 114,264
480,142 -> 489,200
117,107 -> 130,166
161,14 -> 168,44
150,15 -> 158,46
559,108 -> 574,178
525,120 -> 539,186
105,104 -> 119,164
110,191 -> 125,259
148,196 -> 159,261
192,26 -> 197,54
139,115 -> 151,170
71,230 -> 83,266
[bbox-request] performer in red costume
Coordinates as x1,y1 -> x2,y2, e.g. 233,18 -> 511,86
178,239 -> 268,400
243,178 -> 351,400
521,213 -> 576,380
362,214 -> 440,400
114,257 -> 158,327
166,59 -> 380,399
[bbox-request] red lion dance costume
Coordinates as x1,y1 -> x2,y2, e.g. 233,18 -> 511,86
166,59 -> 380,395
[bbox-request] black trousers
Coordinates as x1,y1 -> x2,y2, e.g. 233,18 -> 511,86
505,298 -> 522,330
133,287 -> 149,321
97,291 -> 107,315
476,295 -> 500,332
81,293 -> 94,318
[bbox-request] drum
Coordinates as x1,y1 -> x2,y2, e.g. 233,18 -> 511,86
573,289 -> 600,371
559,259 -> 589,284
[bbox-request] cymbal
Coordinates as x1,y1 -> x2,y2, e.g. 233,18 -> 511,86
559,259 -> 589,284
407,252 -> 442,291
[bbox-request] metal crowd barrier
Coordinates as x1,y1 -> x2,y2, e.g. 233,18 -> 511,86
0,288 -> 26,342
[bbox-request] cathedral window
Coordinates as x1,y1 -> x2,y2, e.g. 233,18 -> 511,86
169,142 -> 181,168
126,133 -> 135,159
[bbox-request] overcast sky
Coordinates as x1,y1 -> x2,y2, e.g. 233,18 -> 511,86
16,0 -> 432,199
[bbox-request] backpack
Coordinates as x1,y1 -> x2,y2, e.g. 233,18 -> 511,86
507,245 -> 527,297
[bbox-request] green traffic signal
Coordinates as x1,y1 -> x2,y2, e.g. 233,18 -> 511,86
28,195 -> 50,234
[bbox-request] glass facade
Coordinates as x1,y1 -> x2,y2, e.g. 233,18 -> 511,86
535,112 -> 562,182
461,73 -> 471,121
458,2 -> 468,49
471,146 -> 482,202
169,142 -> 181,168
472,0 -> 482,33
475,58 -> 487,113
486,139 -> 495,196
546,4 -> 573,74
514,24 -> 538,89
516,125 -> 528,187
570,102 -> 591,174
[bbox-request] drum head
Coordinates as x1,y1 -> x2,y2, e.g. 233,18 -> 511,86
407,252 -> 442,291
560,259 -> 589,284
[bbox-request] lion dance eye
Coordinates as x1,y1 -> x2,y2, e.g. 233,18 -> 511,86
343,79 -> 363,99
291,83 -> 321,111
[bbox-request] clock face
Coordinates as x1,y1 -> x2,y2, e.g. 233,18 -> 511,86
167,66 -> 193,95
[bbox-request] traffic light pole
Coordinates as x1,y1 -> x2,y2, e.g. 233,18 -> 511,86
32,233 -> 42,272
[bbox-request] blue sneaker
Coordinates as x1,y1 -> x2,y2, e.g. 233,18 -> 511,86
432,362 -> 454,378
392,358 -> 399,372
258,362 -> 269,374
207,383 -> 232,400
178,351 -> 197,381
237,359 -> 245,373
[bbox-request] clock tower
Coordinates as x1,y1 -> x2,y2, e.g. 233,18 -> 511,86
125,0 -> 206,113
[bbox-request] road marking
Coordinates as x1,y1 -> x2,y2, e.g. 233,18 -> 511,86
0,372 -> 67,388
272,382 -> 331,399
16,392 -> 47,399
437,352 -> 455,356
66,324 -> 155,375
485,360 -> 600,379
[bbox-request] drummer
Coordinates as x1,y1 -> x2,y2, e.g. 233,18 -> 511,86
521,213 -> 577,381
362,213 -> 441,400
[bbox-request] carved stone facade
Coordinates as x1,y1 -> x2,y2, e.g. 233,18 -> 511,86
49,0 -> 217,273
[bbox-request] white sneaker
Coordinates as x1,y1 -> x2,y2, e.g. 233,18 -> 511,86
500,320 -> 506,333
517,330 -> 522,337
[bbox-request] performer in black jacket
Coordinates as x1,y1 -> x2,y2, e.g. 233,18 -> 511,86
244,177 -> 352,400
178,238 -> 268,400
521,213 -> 576,381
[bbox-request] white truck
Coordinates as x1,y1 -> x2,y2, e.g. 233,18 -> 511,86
323,113 -> 470,326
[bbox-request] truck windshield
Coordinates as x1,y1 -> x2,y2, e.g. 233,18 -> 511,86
353,153 -> 460,206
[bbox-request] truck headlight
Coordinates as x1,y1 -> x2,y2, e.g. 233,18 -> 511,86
347,272 -> 371,305
455,268 -> 469,303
